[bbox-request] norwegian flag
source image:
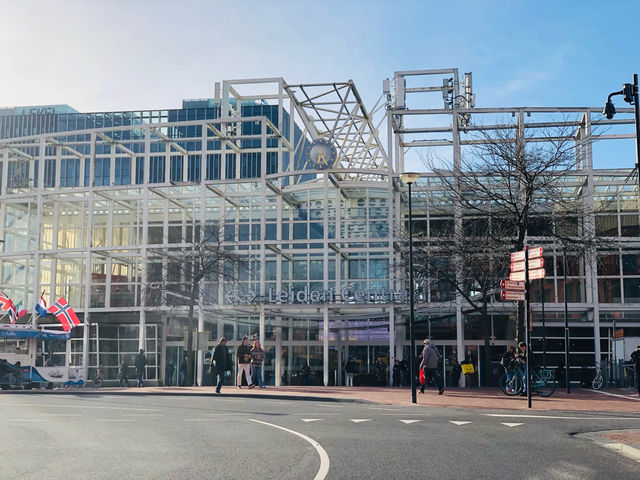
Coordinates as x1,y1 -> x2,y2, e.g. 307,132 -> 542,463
48,297 -> 80,331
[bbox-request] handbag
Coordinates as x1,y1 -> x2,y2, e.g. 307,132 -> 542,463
461,363 -> 475,375
419,369 -> 426,385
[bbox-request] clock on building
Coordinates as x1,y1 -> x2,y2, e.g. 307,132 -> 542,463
305,138 -> 337,170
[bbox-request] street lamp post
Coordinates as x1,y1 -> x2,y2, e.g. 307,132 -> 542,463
400,172 -> 420,404
604,74 -> 640,195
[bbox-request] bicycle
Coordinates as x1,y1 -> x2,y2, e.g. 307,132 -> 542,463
591,363 -> 604,390
89,367 -> 104,388
499,365 -> 556,397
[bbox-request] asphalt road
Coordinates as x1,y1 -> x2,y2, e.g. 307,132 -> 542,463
1,392 -> 639,480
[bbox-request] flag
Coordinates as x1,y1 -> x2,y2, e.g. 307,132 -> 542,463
0,296 -> 14,312
15,301 -> 27,320
48,297 -> 80,331
8,302 -> 17,324
35,295 -> 47,317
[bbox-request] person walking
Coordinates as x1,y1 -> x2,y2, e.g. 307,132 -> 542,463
631,345 -> 640,395
300,362 -> 311,386
400,357 -> 409,386
118,358 -> 130,387
345,357 -> 357,387
375,357 -> 387,386
392,358 -> 401,387
165,360 -> 175,387
451,358 -> 462,387
516,342 -> 528,396
211,337 -> 228,393
250,340 -> 265,388
236,337 -> 254,389
461,350 -> 476,388
179,353 -> 188,386
419,339 -> 444,395
134,349 -> 147,388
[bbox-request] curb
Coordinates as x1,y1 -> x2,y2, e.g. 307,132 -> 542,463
576,430 -> 640,463
0,389 -> 372,404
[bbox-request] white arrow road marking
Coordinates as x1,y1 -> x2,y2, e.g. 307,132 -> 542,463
450,421 -> 472,426
400,419 -> 423,424
302,419 -> 323,422
501,422 -> 524,427
350,419 -> 371,423
250,419 -> 330,480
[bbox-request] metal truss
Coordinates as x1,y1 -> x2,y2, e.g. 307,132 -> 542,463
284,81 -> 389,180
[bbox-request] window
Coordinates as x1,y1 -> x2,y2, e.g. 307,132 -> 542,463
114,157 -> 131,185
94,158 -> 110,186
206,154 -> 221,180
149,156 -> 165,183
60,158 -> 79,187
135,157 -> 144,184
187,154 -> 201,182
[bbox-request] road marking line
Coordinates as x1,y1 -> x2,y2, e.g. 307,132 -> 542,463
501,422 -> 524,427
485,414 -> 640,420
203,413 -> 247,416
39,413 -> 82,417
95,419 -> 136,422
370,407 -> 402,411
184,419 -> 229,421
399,419 -> 422,424
450,421 -> 472,426
302,419 -> 323,422
589,389 -> 640,402
4,419 -> 50,422
350,419 -> 371,423
315,404 -> 343,408
381,413 -> 426,416
0,403 -> 158,412
250,419 -> 330,480
122,414 -> 165,417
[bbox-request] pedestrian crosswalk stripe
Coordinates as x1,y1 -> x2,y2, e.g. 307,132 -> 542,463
302,419 -> 323,422
501,422 -> 524,427
350,419 -> 371,423
399,419 -> 422,424
449,421 -> 471,426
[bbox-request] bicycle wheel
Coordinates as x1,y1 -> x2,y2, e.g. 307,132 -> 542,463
499,373 -> 522,396
591,374 -> 603,390
533,378 -> 556,397
94,377 -> 103,388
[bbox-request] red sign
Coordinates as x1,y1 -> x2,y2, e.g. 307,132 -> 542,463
500,280 -> 525,290
501,290 -> 525,301
528,247 -> 543,259
528,258 -> 544,270
528,268 -> 546,280
511,251 -> 526,262
510,261 -> 526,272
510,271 -> 526,281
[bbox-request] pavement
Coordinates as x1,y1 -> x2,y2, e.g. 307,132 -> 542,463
3,392 -> 640,479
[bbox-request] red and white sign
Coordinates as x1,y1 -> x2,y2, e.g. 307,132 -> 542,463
528,268 -> 546,280
509,271 -> 526,281
500,280 -> 525,291
528,258 -> 544,270
511,250 -> 526,262
501,290 -> 526,301
510,261 -> 526,272
528,247 -> 543,259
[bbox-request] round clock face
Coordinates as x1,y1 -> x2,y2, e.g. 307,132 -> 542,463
305,138 -> 337,170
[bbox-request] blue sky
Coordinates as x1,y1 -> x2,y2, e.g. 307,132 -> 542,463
1,0 -> 638,168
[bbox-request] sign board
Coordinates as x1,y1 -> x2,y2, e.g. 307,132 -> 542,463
528,268 -> 546,280
527,247 -> 543,259
510,271 -> 526,281
510,261 -> 525,272
511,250 -> 526,262
501,290 -> 525,301
528,258 -> 544,270
500,280 -> 525,290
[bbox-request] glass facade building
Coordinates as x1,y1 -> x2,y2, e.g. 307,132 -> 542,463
1,73 -> 639,387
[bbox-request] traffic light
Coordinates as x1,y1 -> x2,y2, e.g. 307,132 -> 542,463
622,83 -> 636,104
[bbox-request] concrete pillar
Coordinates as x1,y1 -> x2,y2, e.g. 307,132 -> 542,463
323,308 -> 329,386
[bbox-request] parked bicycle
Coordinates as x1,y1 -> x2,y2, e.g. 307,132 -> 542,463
89,367 -> 104,388
591,363 -> 604,390
500,365 -> 556,397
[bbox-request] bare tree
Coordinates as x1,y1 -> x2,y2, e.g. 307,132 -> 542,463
404,118 -> 617,377
145,219 -> 246,382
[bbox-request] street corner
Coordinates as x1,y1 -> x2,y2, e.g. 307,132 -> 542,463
576,429 -> 640,464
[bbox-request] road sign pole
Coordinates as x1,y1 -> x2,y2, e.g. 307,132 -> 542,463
525,247 -> 532,408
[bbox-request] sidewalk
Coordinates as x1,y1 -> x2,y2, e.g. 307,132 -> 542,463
5,385 -> 639,413
577,430 -> 640,463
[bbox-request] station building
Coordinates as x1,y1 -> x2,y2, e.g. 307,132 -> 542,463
1,69 -> 639,387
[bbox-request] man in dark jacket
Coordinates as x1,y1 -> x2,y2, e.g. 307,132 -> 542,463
631,345 -> 640,395
236,337 -> 254,389
212,337 -> 228,393
134,349 -> 147,388
165,360 -> 175,387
